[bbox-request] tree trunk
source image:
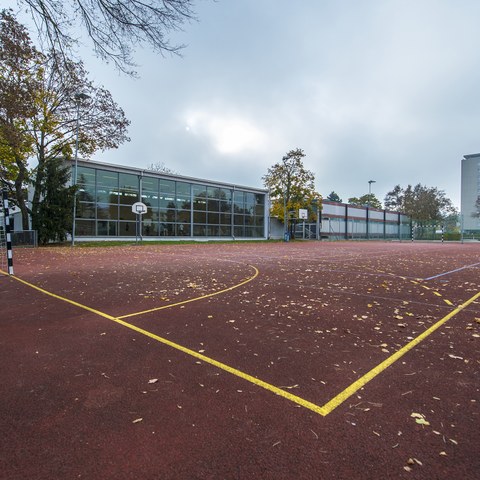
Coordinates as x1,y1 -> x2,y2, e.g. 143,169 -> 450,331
13,155 -> 30,230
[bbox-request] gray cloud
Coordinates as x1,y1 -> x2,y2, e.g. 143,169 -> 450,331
20,0 -> 480,208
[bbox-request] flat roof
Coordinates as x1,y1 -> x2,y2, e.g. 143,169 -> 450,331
71,158 -> 268,194
463,153 -> 480,160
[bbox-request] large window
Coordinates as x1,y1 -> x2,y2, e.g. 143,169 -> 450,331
73,164 -> 266,239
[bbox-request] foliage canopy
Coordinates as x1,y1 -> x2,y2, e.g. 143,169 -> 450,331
262,148 -> 321,225
326,191 -> 342,203
347,194 -> 382,210
384,183 -> 456,223
0,10 -> 130,236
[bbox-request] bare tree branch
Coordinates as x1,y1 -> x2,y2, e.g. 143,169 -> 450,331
17,0 -> 197,74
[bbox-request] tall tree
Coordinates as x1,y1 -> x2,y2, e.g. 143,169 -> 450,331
36,157 -> 75,243
0,9 -> 43,228
1,10 -> 130,238
384,184 -> 456,222
262,148 -> 321,228
29,52 -> 131,234
14,0 -> 196,74
326,191 -> 342,202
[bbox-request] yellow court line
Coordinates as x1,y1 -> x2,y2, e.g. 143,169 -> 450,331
119,265 -> 259,319
6,271 -> 327,416
5,270 -> 479,417
320,290 -> 480,415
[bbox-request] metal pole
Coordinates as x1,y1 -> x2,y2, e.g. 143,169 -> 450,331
71,101 -> 81,246
2,189 -> 14,275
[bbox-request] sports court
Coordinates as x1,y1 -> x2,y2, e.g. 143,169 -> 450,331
1,241 -> 479,479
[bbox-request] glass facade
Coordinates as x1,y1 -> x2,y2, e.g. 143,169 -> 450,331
74,164 -> 266,239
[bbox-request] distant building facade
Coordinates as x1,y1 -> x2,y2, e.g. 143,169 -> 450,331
70,159 -> 268,240
269,200 -> 410,240
461,153 -> 480,232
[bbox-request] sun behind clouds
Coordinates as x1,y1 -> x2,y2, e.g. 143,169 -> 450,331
184,109 -> 268,155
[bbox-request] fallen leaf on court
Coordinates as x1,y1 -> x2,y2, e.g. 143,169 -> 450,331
447,354 -> 463,360
148,378 -> 159,384
381,348 -> 389,353
132,418 -> 143,423
449,438 -> 458,445
404,466 -> 412,472
416,418 -> 430,425
439,451 -> 447,456
411,412 -> 430,426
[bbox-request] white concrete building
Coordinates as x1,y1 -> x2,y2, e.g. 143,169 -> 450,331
461,153 -> 480,232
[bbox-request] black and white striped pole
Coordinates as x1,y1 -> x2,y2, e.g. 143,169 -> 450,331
2,189 -> 14,275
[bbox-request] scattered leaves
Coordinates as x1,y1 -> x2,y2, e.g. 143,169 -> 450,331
411,412 -> 430,426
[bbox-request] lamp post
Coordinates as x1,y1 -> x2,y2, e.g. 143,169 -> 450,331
71,92 -> 90,246
368,179 -> 376,202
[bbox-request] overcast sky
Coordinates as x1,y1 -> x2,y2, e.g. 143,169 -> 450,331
13,0 -> 480,208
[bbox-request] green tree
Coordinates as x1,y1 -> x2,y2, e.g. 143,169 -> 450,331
0,9 -> 42,228
13,0 -> 196,74
36,157 -> 75,244
348,194 -> 382,209
326,191 -> 342,202
384,184 -> 456,222
29,52 -> 130,235
1,11 -> 130,239
262,148 -> 321,228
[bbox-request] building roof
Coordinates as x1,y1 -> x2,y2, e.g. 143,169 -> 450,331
463,153 -> 480,160
70,158 -> 268,194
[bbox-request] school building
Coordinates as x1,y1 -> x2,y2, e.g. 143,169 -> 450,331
70,159 -> 269,240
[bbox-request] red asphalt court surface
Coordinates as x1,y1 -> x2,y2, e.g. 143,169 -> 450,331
1,241 -> 479,479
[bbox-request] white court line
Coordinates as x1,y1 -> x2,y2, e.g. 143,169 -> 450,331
424,262 -> 480,281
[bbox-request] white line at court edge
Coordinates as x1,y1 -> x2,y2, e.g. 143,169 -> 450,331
424,262 -> 480,281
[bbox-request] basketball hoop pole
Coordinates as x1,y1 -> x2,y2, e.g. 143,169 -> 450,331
132,202 -> 147,244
